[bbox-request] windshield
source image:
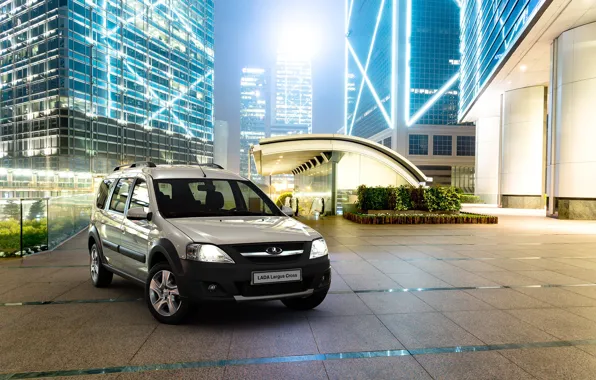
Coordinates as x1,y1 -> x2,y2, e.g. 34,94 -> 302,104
153,179 -> 282,218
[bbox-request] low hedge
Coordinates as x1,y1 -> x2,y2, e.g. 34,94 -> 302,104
356,185 -> 462,212
343,212 -> 498,224
461,194 -> 483,204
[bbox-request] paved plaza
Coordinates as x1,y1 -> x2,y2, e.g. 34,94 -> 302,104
2,210 -> 596,379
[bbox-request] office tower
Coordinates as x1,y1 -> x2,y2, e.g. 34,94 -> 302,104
345,0 -> 474,191
345,0 -> 461,139
239,68 -> 269,181
272,47 -> 312,136
0,0 -> 214,179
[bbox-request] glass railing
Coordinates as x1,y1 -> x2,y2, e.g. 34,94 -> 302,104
0,194 -> 93,258
48,194 -> 94,249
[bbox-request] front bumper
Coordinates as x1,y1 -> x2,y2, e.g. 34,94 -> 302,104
177,257 -> 331,302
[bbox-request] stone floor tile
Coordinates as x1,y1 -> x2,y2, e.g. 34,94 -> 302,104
308,315 -> 402,353
388,272 -> 452,289
464,289 -> 552,309
416,351 -> 534,380
118,368 -> 224,380
516,270 -> 589,285
301,293 -> 373,317
414,290 -> 494,312
500,347 -> 596,380
506,308 -> 596,340
443,310 -> 558,345
514,287 -> 596,307
223,361 -> 327,380
379,312 -> 483,349
331,260 -> 383,275
324,356 -> 432,380
341,274 -> 399,291
130,322 -> 232,363
368,260 -> 426,274
358,291 -> 434,314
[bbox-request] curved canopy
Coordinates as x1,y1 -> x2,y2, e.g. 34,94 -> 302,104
252,134 -> 430,186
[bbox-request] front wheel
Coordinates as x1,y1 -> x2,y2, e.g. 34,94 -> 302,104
146,263 -> 189,324
282,289 -> 328,310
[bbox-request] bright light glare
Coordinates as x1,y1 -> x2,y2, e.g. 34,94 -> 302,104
278,25 -> 316,58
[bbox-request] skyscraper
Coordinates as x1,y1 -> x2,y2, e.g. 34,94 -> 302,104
0,0 -> 214,176
271,47 -> 312,136
345,0 -> 475,190
239,68 -> 269,180
345,0 -> 461,139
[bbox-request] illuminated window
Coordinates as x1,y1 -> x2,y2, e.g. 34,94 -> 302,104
433,135 -> 452,156
409,134 -> 428,155
456,136 -> 475,156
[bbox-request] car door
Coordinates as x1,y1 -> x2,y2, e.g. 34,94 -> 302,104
103,177 -> 134,268
119,176 -> 152,279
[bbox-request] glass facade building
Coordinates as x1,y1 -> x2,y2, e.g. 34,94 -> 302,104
459,0 -> 547,120
274,51 -> 312,134
346,0 -> 462,139
409,0 -> 460,125
0,0 -> 214,175
239,68 -> 268,181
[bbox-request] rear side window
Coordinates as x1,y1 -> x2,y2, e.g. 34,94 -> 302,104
96,179 -> 114,209
109,178 -> 133,213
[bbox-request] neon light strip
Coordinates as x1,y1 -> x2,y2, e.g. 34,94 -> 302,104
347,0 -> 355,28
347,42 -> 392,130
391,0 -> 397,127
407,72 -> 459,126
349,0 -> 386,135
344,0 -> 350,134
404,0 -> 411,125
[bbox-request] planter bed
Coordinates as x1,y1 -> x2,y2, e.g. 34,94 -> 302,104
343,211 -> 498,224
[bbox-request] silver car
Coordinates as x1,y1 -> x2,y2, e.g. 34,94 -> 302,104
88,162 -> 331,324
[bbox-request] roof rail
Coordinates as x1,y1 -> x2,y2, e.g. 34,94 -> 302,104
195,163 -> 224,170
113,161 -> 157,171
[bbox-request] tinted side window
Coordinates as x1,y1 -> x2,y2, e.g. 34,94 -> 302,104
109,178 -> 133,213
96,178 -> 114,209
129,179 -> 149,211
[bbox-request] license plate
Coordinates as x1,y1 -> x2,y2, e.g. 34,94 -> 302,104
252,269 -> 302,285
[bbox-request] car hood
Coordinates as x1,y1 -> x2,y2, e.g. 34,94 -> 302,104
166,216 -> 321,245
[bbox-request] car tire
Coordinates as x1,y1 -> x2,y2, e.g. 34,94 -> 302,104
146,262 -> 189,324
281,289 -> 328,310
90,243 -> 113,287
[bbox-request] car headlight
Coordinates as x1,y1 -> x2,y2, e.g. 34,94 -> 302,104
310,238 -> 328,259
185,244 -> 235,264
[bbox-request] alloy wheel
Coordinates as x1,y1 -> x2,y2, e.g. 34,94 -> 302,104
149,270 -> 181,316
90,246 -> 99,282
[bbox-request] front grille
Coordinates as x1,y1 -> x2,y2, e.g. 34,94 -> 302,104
221,242 -> 308,264
237,277 -> 313,297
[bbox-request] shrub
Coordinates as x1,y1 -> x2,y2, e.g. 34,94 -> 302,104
461,194 -> 483,204
394,185 -> 413,211
275,192 -> 293,208
409,186 -> 428,211
355,185 -> 462,212
356,185 -> 390,211
424,186 -> 461,212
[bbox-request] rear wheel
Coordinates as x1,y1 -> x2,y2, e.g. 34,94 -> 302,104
146,262 -> 189,324
90,243 -> 113,287
282,289 -> 328,310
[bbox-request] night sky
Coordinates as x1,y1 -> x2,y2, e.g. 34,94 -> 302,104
214,0 -> 345,170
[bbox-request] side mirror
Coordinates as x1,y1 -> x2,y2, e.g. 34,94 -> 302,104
281,205 -> 295,217
127,207 -> 151,221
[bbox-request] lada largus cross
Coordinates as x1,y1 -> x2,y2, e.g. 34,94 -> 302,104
88,162 -> 331,324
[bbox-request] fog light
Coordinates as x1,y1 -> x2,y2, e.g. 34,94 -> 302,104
207,284 -> 217,292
